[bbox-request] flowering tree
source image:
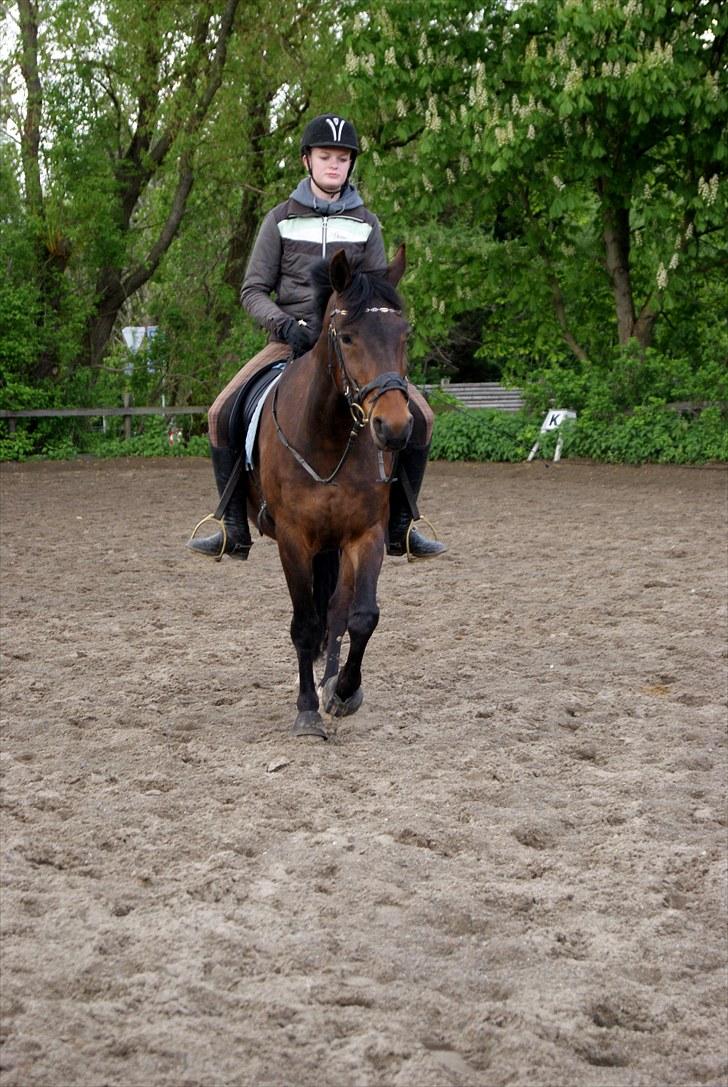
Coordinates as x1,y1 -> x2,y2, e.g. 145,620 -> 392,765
344,0 -> 727,395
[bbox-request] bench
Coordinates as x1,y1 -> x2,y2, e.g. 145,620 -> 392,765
422,382 -> 525,412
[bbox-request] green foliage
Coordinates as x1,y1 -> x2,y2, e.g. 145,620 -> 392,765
2,0 -> 726,466
563,405 -> 728,465
430,409 -> 540,462
0,429 -> 36,462
424,386 -> 463,414
519,344 -> 728,420
0,411 -> 212,462
430,404 -> 727,465
345,0 -> 727,398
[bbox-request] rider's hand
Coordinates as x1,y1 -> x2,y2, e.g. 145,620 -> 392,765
280,318 -> 317,358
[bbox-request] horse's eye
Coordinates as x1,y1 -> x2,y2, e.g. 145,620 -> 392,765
341,334 -> 353,345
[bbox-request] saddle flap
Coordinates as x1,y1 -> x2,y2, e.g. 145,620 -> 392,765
226,361 -> 287,464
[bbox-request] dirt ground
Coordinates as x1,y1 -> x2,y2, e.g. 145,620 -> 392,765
1,456 -> 726,1087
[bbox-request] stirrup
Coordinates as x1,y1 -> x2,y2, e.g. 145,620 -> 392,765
187,513 -> 228,562
395,516 -> 445,562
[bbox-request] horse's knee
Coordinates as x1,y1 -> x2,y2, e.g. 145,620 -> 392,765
348,607 -> 379,644
290,613 -> 322,655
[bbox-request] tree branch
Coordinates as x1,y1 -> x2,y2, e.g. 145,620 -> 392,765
548,275 -> 589,362
122,154 -> 195,297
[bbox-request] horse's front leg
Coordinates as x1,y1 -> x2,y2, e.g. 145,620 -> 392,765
278,536 -> 328,739
321,550 -> 355,689
323,529 -> 384,718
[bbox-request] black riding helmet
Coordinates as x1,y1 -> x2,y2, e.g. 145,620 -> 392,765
300,114 -> 359,184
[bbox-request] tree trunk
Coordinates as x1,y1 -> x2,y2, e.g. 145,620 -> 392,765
602,202 -> 638,345
18,0 -> 74,380
216,108 -> 271,343
17,0 -> 43,222
597,181 -> 657,351
77,0 -> 241,369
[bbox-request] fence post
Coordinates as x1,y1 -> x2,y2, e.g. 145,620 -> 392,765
123,392 -> 132,441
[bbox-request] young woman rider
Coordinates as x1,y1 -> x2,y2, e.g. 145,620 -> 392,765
187,113 -> 446,562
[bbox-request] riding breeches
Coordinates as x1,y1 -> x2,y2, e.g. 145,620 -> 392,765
207,341 -> 292,448
207,340 -> 434,450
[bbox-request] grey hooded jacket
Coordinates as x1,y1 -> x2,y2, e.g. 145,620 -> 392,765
240,179 -> 387,338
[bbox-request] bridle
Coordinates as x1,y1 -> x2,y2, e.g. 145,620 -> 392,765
271,305 -> 409,485
327,306 -> 409,426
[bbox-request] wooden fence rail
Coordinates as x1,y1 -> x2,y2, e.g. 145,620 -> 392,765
0,383 -> 527,439
0,400 -> 208,440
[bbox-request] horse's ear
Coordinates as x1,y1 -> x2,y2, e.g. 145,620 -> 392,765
329,249 -> 353,294
387,243 -> 406,287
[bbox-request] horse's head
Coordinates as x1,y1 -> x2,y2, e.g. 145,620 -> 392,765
322,246 -> 413,452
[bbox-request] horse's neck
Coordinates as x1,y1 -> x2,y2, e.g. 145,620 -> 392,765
302,348 -> 346,422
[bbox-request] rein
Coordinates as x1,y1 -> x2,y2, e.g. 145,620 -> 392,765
272,306 -> 408,486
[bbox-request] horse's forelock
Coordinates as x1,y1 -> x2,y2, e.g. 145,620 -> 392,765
341,270 -> 402,324
310,258 -> 404,326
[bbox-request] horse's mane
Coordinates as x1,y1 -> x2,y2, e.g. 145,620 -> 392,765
310,257 -> 403,326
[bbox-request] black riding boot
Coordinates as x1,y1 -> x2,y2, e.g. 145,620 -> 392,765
387,444 -> 447,559
186,445 -> 253,560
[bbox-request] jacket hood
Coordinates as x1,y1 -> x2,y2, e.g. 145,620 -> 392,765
290,178 -> 364,215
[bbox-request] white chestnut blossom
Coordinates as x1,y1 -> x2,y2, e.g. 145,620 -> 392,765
698,174 -> 719,205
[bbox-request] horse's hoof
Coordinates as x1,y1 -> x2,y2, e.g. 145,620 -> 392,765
322,676 -> 364,718
292,711 -> 328,739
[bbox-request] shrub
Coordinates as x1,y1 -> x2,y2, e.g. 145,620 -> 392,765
430,409 -> 540,461
430,404 -> 727,464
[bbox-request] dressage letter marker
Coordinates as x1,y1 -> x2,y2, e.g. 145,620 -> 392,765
527,409 -> 577,463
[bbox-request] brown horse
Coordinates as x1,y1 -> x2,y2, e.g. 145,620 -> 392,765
248,245 -> 412,738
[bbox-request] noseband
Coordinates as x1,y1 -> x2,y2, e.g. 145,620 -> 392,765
271,305 -> 409,486
328,307 -> 409,426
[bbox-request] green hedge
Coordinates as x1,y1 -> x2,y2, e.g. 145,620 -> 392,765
0,414 -> 209,462
429,405 -> 728,464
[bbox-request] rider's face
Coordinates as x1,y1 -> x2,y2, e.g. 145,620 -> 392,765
305,146 -> 352,197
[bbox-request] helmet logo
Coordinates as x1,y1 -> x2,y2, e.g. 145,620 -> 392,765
325,116 -> 346,142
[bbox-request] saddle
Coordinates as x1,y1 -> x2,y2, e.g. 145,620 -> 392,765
228,360 -> 288,469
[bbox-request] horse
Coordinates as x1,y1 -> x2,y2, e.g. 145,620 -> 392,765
247,245 -> 412,739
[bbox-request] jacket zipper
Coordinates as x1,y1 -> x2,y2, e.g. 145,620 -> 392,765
321,216 -> 328,257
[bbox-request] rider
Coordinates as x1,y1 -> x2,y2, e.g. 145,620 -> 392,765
187,113 -> 446,562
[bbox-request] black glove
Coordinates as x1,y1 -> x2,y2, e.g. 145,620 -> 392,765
280,318 -> 316,358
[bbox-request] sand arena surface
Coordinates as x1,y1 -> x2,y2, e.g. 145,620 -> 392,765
1,457 -> 726,1087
